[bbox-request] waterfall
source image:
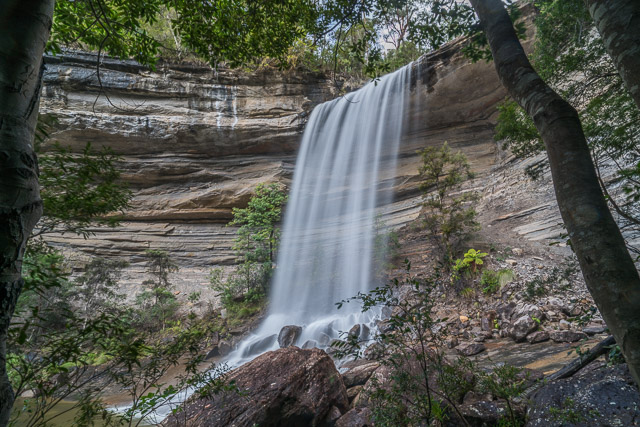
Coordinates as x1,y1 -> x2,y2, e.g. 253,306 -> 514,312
113,63 -> 414,425
229,63 -> 412,363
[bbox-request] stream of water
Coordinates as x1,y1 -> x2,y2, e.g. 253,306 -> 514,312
228,63 -> 412,365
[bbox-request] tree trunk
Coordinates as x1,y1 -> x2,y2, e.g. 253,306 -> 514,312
586,0 -> 640,110
0,0 -> 54,423
469,0 -> 640,387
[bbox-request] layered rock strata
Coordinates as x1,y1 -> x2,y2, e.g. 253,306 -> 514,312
36,12 -> 556,302
39,41 -> 512,299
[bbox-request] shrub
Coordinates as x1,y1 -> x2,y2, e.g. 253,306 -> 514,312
481,268 -> 514,295
418,143 -> 480,267
136,250 -> 179,331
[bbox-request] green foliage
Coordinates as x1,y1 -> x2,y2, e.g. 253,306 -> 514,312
481,268 -> 514,295
495,0 -> 640,242
36,141 -> 132,238
210,183 -> 286,319
230,183 -> 288,266
547,397 -> 601,424
337,261 -> 475,425
456,249 -> 487,273
12,246 -> 233,426
15,245 -> 73,343
9,308 -> 234,426
479,364 -> 529,426
49,0 -> 321,69
459,286 -> 475,299
418,143 -> 479,266
495,100 -> 542,159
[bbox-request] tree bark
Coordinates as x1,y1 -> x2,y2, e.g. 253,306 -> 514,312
586,0 -> 640,110
0,0 -> 54,423
469,0 -> 640,387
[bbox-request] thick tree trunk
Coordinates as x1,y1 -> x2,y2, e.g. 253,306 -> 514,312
0,0 -> 54,424
586,0 -> 640,110
469,0 -> 640,387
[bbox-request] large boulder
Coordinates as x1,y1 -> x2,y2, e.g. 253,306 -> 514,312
526,363 -> 640,426
164,347 -> 349,426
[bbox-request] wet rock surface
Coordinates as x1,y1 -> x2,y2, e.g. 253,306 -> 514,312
526,363 -> 640,426
278,325 -> 302,348
164,347 -> 348,427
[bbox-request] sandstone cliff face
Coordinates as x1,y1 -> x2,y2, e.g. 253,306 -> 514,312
39,16 -> 564,303
40,52 -> 342,298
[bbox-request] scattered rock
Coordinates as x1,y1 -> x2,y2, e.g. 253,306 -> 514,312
481,310 -> 497,332
512,303 -> 543,321
164,347 -> 348,427
456,342 -> 486,356
278,325 -> 302,348
569,304 -> 583,317
325,406 -> 342,426
243,334 -> 277,355
526,331 -> 550,344
549,330 -> 587,343
526,364 -> 640,426
496,302 -> 516,321
381,306 -> 392,319
217,340 -> 232,357
446,337 -> 459,349
346,385 -> 363,403
509,315 -> 538,342
318,333 -> 331,346
375,319 -> 393,334
559,319 -> 571,330
363,343 -> 384,360
336,407 -> 373,427
342,362 -> 380,387
360,324 -> 370,341
210,331 -> 220,346
228,325 -> 246,335
302,340 -> 318,349
348,324 -> 361,339
583,325 -> 607,335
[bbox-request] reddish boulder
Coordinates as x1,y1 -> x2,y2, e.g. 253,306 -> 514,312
165,347 -> 348,426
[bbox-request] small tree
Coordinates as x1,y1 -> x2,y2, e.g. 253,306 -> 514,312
228,183 -> 288,294
137,250 -> 179,331
418,142 -> 479,267
35,140 -> 132,239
